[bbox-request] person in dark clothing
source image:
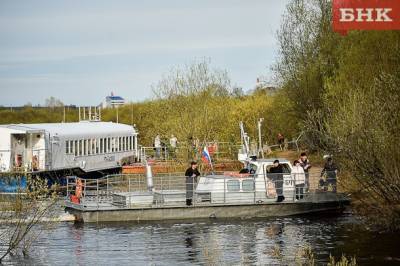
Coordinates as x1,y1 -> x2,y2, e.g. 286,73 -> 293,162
239,168 -> 250,174
277,133 -> 285,151
269,159 -> 285,202
299,152 -> 311,191
320,157 -> 338,192
185,161 -> 201,206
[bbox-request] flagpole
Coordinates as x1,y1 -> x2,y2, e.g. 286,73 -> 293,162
209,156 -> 215,175
203,146 -> 215,175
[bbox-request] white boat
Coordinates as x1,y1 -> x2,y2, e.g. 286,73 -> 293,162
64,158 -> 350,223
0,121 -> 138,177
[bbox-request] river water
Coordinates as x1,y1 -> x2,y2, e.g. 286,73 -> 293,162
4,211 -> 400,265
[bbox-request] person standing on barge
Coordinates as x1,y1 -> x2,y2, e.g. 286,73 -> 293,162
292,160 -> 305,200
299,152 -> 311,191
269,160 -> 285,202
185,161 -> 201,206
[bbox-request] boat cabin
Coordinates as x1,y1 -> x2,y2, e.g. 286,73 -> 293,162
0,121 -> 138,175
196,159 -> 296,203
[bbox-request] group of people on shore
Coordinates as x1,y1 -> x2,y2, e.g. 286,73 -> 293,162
154,134 -> 178,159
154,135 -> 219,161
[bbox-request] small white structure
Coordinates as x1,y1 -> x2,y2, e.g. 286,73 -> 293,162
101,93 -> 125,109
0,121 -> 138,174
196,159 -> 295,203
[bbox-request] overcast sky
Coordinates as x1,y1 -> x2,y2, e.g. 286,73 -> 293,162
0,1 -> 289,106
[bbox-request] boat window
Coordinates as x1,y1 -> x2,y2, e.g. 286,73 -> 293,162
266,163 -> 291,174
107,138 -> 111,153
281,164 -> 291,173
129,136 -> 132,150
242,179 -> 255,191
119,137 -> 122,151
88,139 -> 92,155
78,140 -> 82,156
125,136 -> 128,151
84,139 -> 88,155
227,180 -> 240,192
74,140 -> 78,156
111,137 -> 115,152
65,141 -> 69,154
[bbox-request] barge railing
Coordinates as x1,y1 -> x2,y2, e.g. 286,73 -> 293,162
66,171 -> 339,210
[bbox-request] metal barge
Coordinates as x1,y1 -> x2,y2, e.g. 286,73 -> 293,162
65,159 -> 350,223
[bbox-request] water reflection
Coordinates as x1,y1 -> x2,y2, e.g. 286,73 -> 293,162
184,226 -> 197,263
70,223 -> 84,265
3,213 -> 400,265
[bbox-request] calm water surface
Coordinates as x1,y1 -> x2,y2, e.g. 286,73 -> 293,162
6,211 -> 400,265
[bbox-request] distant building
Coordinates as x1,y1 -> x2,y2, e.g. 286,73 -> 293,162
102,92 -> 125,108
254,78 -> 277,94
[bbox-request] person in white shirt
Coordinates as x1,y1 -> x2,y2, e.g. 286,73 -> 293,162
292,160 -> 306,200
169,135 -> 178,158
154,135 -> 161,158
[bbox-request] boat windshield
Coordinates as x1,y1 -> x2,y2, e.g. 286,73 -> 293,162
249,164 -> 257,174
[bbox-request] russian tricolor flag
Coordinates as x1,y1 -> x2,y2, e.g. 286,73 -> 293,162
201,146 -> 212,164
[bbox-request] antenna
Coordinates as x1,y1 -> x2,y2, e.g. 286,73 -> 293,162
239,121 -> 250,156
258,118 -> 264,158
